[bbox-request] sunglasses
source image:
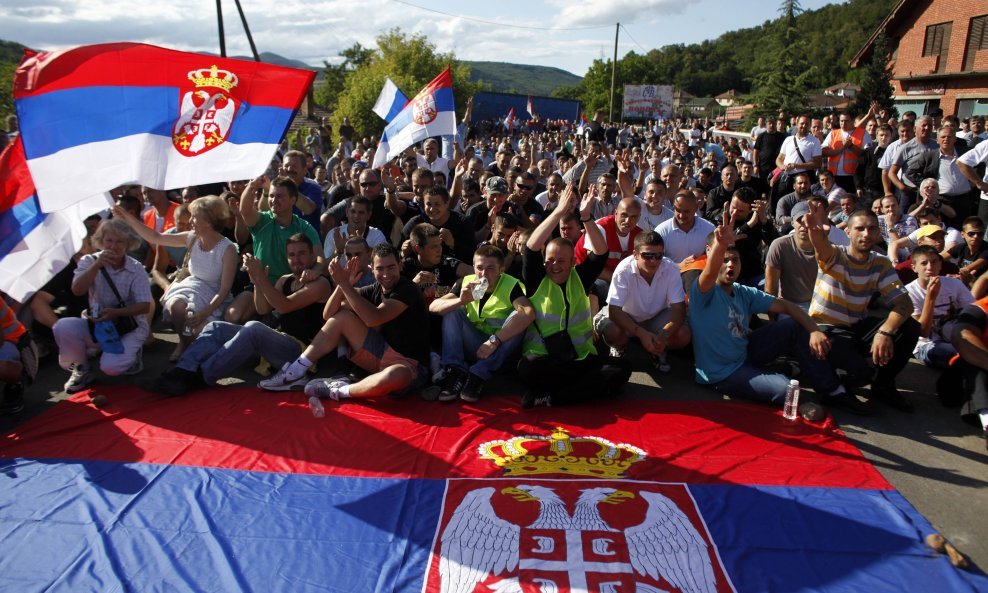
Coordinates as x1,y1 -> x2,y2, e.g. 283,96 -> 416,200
965,231 -> 982,237
638,252 -> 664,260
359,182 -> 378,188
517,184 -> 534,191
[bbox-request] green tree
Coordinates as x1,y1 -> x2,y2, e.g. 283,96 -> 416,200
331,29 -> 481,140
750,0 -> 815,115
314,42 -> 374,113
852,32 -> 896,116
0,61 -> 15,122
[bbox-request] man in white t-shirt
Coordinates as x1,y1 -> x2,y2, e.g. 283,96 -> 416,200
416,138 -> 457,174
593,231 -> 691,372
322,196 -> 387,261
775,114 -> 822,196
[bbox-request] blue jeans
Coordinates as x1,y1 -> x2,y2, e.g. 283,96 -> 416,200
178,320 -> 303,385
713,316 -> 839,405
440,308 -> 523,381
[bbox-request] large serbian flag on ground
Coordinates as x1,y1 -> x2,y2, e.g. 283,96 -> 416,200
13,43 -> 314,212
1,388 -> 986,592
373,68 -> 456,168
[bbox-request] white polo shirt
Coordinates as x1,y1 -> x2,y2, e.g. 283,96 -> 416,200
655,216 -> 716,263
605,254 -> 685,322
778,134 -> 822,167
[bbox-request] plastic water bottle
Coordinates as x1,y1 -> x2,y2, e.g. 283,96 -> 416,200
783,379 -> 800,420
308,395 -> 325,418
183,305 -> 195,337
471,277 -> 489,300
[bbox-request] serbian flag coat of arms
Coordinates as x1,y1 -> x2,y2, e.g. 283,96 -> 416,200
13,43 -> 314,212
373,68 -> 456,168
1,389 -> 987,592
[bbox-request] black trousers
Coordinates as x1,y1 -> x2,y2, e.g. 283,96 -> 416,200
820,316 -> 921,390
517,354 -> 632,405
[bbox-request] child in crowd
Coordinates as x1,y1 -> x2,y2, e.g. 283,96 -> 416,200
905,245 -> 974,369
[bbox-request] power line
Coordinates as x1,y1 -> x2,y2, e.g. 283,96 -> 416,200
619,23 -> 649,54
389,0 -> 613,32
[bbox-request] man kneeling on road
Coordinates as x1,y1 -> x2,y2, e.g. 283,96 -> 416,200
146,233 -> 332,395
594,231 -> 691,372
689,213 -> 846,420
260,244 -> 431,402
427,244 -> 534,403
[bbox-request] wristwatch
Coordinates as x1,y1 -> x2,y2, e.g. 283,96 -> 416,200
488,334 -> 502,346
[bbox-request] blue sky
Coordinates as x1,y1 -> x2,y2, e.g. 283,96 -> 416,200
0,0 -> 842,76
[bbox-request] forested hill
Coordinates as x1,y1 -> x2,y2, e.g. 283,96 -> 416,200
462,61 -> 582,96
556,0 -> 898,102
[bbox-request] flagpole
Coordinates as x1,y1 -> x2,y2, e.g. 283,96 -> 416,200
609,22 -> 619,122
216,0 -> 226,57
232,0 -> 260,62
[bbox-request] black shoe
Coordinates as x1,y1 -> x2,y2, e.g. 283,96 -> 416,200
141,367 -> 203,397
521,390 -> 552,409
459,373 -> 485,403
1,383 -> 25,415
438,367 -> 466,402
871,385 -> 915,413
824,391 -> 875,416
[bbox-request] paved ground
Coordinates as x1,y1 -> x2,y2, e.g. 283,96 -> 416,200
3,327 -> 986,573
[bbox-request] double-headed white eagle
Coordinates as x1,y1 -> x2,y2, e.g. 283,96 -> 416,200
173,90 -> 236,154
439,485 -> 718,593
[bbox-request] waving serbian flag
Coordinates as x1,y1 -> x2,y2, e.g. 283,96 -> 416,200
0,138 -> 110,302
372,77 -> 409,123
372,67 -> 455,168
503,107 -> 516,133
13,42 -> 314,213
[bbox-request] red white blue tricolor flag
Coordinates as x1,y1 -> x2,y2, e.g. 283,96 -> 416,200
1,388 -> 985,592
0,138 -> 109,301
13,42 -> 314,213
373,67 -> 456,168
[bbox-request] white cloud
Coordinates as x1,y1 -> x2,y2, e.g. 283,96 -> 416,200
544,0 -> 698,28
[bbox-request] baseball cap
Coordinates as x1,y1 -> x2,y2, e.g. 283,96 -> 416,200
485,176 -> 509,195
790,200 -> 811,222
916,224 -> 946,239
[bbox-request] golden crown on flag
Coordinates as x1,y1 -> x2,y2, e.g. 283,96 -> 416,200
478,428 -> 647,479
187,65 -> 239,92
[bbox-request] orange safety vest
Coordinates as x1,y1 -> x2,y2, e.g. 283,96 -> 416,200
1,299 -> 26,345
826,126 -> 866,176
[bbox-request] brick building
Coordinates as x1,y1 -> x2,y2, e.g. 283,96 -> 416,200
851,0 -> 988,119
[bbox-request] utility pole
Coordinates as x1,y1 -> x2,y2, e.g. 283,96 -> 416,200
609,23 -> 619,122
216,0 -> 226,57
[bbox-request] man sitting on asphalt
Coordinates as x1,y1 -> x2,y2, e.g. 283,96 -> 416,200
594,231 -> 691,373
261,243 -> 431,400
427,244 -> 534,403
515,184 -> 632,408
805,202 -> 922,413
688,213 -> 839,420
147,233 -> 332,396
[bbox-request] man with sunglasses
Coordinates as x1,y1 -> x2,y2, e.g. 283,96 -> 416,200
324,169 -> 398,245
594,231 -> 690,372
509,170 -> 546,225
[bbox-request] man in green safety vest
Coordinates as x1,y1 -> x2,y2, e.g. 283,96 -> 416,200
516,184 -> 632,408
427,244 -> 535,403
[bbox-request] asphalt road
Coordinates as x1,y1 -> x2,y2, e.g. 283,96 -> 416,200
3,327 -> 986,574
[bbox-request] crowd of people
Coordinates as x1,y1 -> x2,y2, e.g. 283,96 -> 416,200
3,104 -> 988,446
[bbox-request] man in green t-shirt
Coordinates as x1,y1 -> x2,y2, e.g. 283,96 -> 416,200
226,175 -> 321,323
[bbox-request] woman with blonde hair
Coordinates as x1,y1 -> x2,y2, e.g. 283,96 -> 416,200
113,195 -> 238,361
54,218 -> 151,393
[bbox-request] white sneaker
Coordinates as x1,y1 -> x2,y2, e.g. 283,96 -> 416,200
609,347 -> 625,358
653,352 -> 671,374
304,377 -> 352,401
258,363 -> 307,391
64,364 -> 95,394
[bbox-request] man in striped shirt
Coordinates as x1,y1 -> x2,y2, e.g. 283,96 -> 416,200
805,204 -> 921,413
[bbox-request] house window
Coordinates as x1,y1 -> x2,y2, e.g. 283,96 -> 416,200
963,15 -> 988,71
923,21 -> 952,73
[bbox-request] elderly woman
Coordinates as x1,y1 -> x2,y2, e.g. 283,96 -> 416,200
54,218 -> 151,393
909,177 -> 957,221
113,195 -> 238,361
